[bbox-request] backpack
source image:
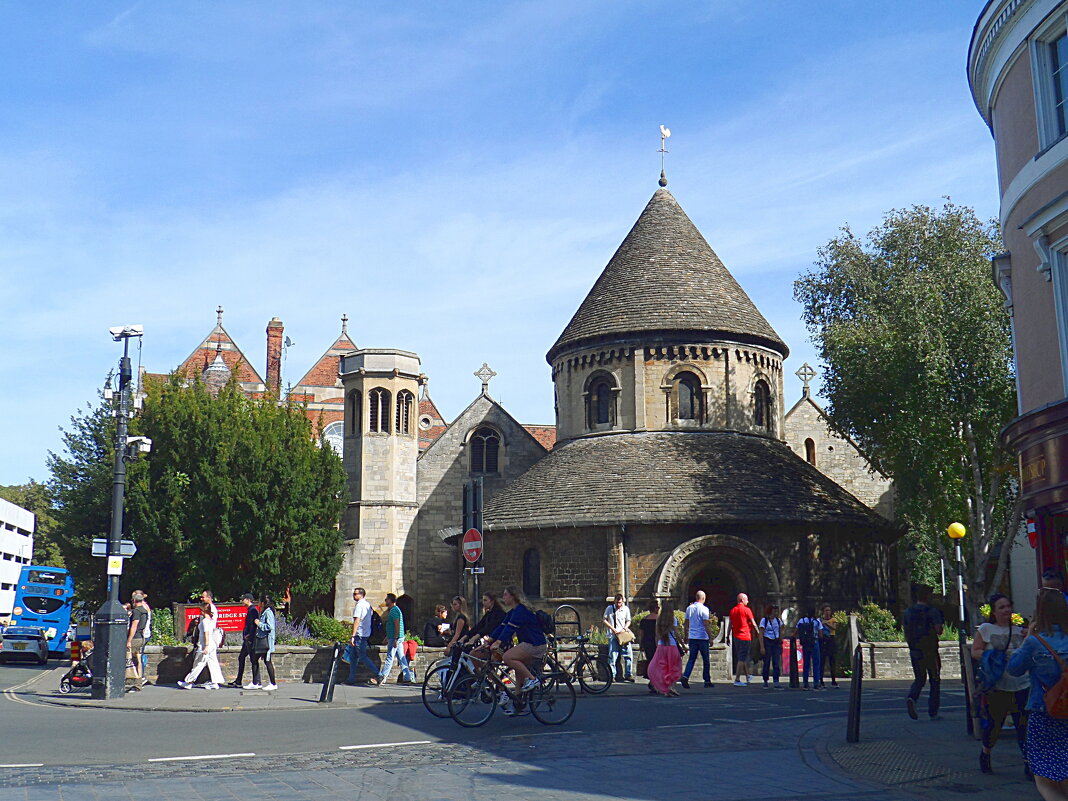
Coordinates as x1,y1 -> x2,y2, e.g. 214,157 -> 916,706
143,608 -> 152,641
370,610 -> 384,640
535,609 -> 555,635
1034,634 -> 1068,720
903,605 -> 932,647
796,617 -> 815,641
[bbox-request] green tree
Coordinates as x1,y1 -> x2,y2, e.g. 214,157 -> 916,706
0,481 -> 64,567
794,200 -> 1018,620
48,376 -> 347,607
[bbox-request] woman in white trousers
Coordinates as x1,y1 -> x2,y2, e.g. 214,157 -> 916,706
178,601 -> 225,689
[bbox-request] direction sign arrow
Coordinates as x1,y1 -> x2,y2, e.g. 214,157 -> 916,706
91,539 -> 138,558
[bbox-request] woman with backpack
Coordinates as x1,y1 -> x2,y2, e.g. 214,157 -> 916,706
971,593 -> 1029,774
250,594 -> 278,691
1008,587 -> 1068,799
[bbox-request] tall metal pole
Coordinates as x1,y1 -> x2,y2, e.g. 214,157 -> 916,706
92,335 -> 134,699
955,540 -> 973,735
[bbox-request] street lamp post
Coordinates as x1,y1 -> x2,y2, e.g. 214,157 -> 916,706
92,325 -> 143,700
947,521 -> 971,734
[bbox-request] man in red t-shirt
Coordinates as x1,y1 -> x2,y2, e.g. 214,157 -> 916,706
729,593 -> 757,686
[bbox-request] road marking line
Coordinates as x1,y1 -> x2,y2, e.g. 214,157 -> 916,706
0,763 -> 44,768
656,722 -> 715,729
338,740 -> 432,750
500,731 -> 584,739
148,753 -> 256,762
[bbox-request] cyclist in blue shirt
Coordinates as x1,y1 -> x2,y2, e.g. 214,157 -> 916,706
488,586 -> 546,694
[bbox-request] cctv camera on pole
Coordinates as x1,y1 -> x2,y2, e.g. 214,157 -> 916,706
92,324 -> 143,700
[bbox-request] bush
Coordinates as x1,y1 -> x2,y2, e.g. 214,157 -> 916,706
275,615 -> 319,647
855,602 -> 902,642
307,611 -> 350,643
148,608 -> 181,646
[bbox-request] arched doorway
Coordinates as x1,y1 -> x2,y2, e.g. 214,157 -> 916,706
657,535 -> 780,622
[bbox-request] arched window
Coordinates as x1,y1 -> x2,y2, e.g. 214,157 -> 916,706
396,390 -> 414,435
676,372 -> 702,420
471,427 -> 500,474
323,421 -> 344,456
754,380 -> 773,431
804,437 -> 816,465
585,376 -> 616,429
348,390 -> 361,434
523,548 -> 541,598
369,387 -> 391,433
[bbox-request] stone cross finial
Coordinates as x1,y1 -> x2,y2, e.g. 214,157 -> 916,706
796,362 -> 817,397
216,305 -> 224,326
341,313 -> 348,335
474,362 -> 497,395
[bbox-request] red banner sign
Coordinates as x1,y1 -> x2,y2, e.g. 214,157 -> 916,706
178,603 -> 251,634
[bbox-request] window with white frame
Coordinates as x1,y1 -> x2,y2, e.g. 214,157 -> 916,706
1051,245 -> 1068,395
1033,16 -> 1068,148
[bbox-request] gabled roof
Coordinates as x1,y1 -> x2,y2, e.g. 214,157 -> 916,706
418,391 -> 550,463
293,319 -> 356,390
548,187 -> 787,362
176,311 -> 264,390
785,391 -> 889,480
484,430 -> 897,539
418,386 -> 448,451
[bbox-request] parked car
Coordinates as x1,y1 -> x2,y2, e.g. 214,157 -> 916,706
0,626 -> 49,665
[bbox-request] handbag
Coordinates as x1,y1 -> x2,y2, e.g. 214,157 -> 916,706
1033,634 -> 1068,719
616,629 -> 635,646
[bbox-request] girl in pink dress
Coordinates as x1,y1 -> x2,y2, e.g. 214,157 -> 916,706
648,603 -> 683,696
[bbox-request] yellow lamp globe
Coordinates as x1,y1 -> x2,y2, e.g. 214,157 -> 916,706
947,522 -> 966,540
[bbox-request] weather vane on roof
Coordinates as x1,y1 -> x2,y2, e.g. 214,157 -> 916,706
658,125 -> 671,187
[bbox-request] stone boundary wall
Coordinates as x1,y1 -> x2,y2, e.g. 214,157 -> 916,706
144,640 -> 964,685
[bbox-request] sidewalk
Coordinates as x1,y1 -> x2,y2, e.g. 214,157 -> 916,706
815,682 -> 1037,801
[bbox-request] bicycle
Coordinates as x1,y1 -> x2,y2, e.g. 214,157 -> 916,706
447,647 -> 576,727
551,633 -> 612,694
421,643 -> 483,718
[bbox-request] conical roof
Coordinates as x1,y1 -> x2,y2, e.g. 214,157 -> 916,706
547,188 -> 787,362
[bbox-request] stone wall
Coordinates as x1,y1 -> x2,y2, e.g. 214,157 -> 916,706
413,394 -> 550,618
551,343 -> 786,444
144,644 -> 450,685
783,395 -> 894,519
858,641 -> 963,680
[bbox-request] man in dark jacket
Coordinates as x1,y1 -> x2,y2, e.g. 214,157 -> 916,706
902,586 -> 944,720
228,593 -> 260,688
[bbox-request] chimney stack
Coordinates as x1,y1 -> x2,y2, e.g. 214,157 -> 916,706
266,317 -> 284,395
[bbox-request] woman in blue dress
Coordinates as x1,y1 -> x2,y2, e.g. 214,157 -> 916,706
1007,587 -> 1068,800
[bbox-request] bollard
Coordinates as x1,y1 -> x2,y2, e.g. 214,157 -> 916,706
318,641 -> 344,703
789,636 -> 799,688
846,645 -> 863,743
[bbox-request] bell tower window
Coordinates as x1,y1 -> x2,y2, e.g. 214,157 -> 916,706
369,387 -> 391,433
585,375 -> 617,430
396,390 -> 414,435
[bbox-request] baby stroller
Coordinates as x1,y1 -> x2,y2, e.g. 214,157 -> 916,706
59,643 -> 94,694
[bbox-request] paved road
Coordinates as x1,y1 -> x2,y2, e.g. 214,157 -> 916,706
0,663 -> 1035,801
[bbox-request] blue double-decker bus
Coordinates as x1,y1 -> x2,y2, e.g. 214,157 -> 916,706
11,566 -> 75,656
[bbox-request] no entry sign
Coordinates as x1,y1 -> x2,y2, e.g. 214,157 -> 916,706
462,528 -> 483,563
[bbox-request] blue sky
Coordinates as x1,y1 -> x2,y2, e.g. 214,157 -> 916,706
0,1 -> 998,486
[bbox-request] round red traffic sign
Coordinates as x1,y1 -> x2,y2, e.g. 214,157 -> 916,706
462,528 -> 483,563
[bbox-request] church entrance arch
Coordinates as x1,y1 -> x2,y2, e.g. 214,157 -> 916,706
656,535 -> 780,621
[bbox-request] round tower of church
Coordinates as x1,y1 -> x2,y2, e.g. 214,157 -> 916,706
334,348 -> 421,619
547,187 -> 788,444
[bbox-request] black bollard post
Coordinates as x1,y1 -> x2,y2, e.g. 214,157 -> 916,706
318,642 -> 343,703
789,636 -> 799,688
846,645 -> 863,743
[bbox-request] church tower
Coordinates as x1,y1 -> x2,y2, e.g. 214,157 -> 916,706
334,349 -> 422,619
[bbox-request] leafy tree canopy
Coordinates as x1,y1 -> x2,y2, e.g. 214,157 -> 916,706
794,200 -> 1018,614
0,481 -> 63,568
48,376 -> 347,607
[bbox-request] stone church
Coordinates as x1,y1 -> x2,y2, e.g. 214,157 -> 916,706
158,181 -> 896,625
332,182 -> 899,624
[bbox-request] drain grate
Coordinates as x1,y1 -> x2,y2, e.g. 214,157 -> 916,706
828,740 -> 956,786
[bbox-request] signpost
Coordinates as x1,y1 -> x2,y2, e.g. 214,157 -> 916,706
462,528 -> 483,563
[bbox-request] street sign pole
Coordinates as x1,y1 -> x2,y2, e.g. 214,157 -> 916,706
93,332 -> 137,700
